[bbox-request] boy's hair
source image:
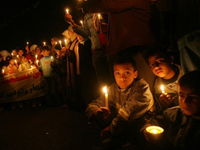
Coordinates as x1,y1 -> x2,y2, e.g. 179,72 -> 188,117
145,47 -> 172,63
42,45 -> 51,51
113,55 -> 137,71
178,70 -> 200,93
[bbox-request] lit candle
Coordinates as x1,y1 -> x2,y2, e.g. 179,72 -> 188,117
35,55 -> 38,60
98,13 -> 101,21
11,53 -> 13,56
51,56 -> 53,60
27,42 -> 29,45
36,60 -> 39,66
146,126 -> 164,142
15,60 -> 17,64
55,42 -> 57,45
2,69 -> 5,74
80,20 -> 83,27
59,40 -> 62,48
17,55 -> 19,58
66,8 -> 69,14
43,42 -> 46,46
103,86 -> 108,108
64,39 -> 67,44
161,85 -> 165,94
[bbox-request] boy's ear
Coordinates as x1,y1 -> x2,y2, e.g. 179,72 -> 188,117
134,70 -> 138,78
170,56 -> 174,65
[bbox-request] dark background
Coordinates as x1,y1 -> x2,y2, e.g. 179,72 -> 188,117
0,0 -> 83,52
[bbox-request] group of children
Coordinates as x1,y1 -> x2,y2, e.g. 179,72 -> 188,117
85,47 -> 200,150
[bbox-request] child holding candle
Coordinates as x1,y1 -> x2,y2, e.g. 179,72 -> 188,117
18,56 -> 31,72
40,45 -> 58,106
146,47 -> 182,115
86,55 -> 154,149
143,70 -> 200,150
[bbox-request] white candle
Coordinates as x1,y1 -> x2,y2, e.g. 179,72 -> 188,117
27,42 -> 29,45
51,56 -> 53,60
35,55 -> 38,60
11,53 -> 13,56
98,14 -> 101,21
15,60 -> 17,64
80,20 -> 83,27
103,86 -> 108,108
161,85 -> 165,94
43,42 -> 46,46
2,69 -> 5,74
17,55 -> 19,58
64,39 -> 67,44
66,9 -> 69,14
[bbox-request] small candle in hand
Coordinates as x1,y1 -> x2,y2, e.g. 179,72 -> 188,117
2,69 -> 5,75
146,126 -> 164,142
66,8 -> 69,14
80,20 -> 83,27
161,85 -> 165,94
103,86 -> 108,108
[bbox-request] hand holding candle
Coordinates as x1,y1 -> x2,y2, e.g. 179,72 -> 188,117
103,86 -> 108,108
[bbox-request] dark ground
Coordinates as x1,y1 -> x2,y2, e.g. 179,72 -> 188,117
0,102 -> 142,150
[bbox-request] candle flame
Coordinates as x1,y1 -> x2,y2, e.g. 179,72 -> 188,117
59,40 -> 62,44
161,85 -> 165,94
98,14 -> 101,20
64,39 -> 67,44
27,42 -> 29,45
103,86 -> 107,94
51,56 -> 53,60
66,9 -> 69,13
55,42 -> 57,45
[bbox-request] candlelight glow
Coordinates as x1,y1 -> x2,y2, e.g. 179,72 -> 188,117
17,55 -> 19,58
161,85 -> 165,94
98,14 -> 101,20
55,42 -> 57,45
27,42 -> 29,45
64,39 -> 67,44
35,55 -> 38,59
43,42 -> 46,46
80,20 -> 83,25
103,86 -> 107,94
11,53 -> 13,56
66,9 -> 69,13
15,60 -> 17,64
146,126 -> 164,134
2,69 -> 5,74
51,56 -> 53,60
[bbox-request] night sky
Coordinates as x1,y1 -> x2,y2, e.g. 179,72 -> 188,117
0,0 -> 84,52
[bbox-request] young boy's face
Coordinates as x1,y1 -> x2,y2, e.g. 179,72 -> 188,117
22,56 -> 28,62
178,85 -> 200,116
114,63 -> 138,89
42,50 -> 50,57
18,50 -> 24,56
148,54 -> 174,79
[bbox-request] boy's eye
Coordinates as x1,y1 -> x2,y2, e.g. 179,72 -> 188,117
149,63 -> 154,68
179,94 -> 185,98
114,72 -> 120,75
125,71 -> 130,75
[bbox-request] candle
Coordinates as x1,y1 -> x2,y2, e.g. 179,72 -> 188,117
17,55 -> 19,58
146,126 -> 164,134
146,126 -> 164,142
43,42 -> 46,46
15,60 -> 17,64
98,13 -> 101,21
64,39 -> 67,44
2,69 -> 5,74
80,20 -> 83,27
11,53 -> 13,56
59,40 -> 62,48
51,56 -> 53,60
35,55 -> 38,60
161,85 -> 165,94
103,86 -> 108,108
27,42 -> 29,45
66,8 -> 69,14
55,42 -> 57,45
36,60 -> 39,66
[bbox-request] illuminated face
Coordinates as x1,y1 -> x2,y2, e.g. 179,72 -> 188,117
68,30 -> 74,37
178,86 -> 200,116
10,59 -> 15,65
35,47 -> 41,54
148,55 -> 175,79
18,50 -> 24,56
22,56 -> 28,62
114,63 -> 138,89
12,50 -> 17,56
42,50 -> 50,57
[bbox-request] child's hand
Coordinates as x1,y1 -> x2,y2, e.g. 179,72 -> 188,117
100,126 -> 111,138
159,93 -> 175,108
94,107 -> 111,120
64,13 -> 74,25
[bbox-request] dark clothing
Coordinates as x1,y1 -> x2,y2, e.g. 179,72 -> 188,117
81,0 -> 156,57
144,107 -> 200,150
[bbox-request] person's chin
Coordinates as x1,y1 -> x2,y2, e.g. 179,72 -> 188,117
182,108 -> 193,116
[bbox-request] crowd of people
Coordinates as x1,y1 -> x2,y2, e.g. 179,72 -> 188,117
1,0 -> 200,149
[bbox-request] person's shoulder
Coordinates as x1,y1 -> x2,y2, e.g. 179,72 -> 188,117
135,78 -> 150,88
163,106 -> 181,122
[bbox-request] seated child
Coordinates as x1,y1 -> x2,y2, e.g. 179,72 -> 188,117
18,56 -> 31,72
86,55 -> 154,149
146,47 -> 182,115
143,70 -> 200,150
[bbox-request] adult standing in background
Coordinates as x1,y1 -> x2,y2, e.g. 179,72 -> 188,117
65,12 -> 110,90
72,0 -> 157,91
